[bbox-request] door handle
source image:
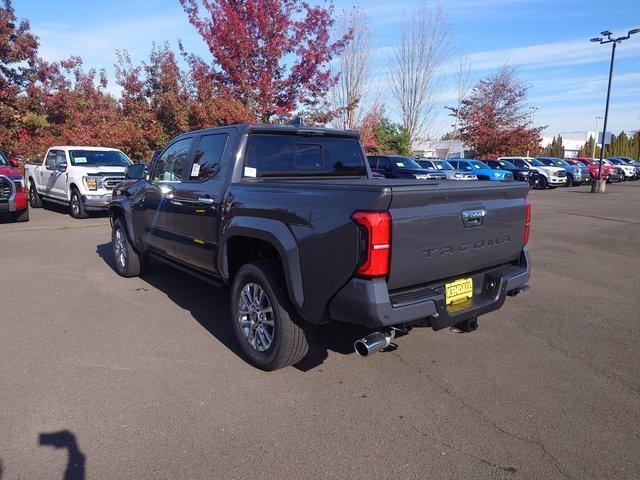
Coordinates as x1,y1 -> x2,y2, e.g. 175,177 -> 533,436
198,197 -> 215,205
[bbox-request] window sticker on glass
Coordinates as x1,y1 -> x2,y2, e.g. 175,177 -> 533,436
74,157 -> 87,164
244,166 -> 257,178
396,162 -> 405,167
190,163 -> 201,177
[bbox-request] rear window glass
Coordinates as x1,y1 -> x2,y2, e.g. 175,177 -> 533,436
245,134 -> 366,177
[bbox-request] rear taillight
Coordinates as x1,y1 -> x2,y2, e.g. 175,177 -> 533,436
523,200 -> 531,246
353,211 -> 391,278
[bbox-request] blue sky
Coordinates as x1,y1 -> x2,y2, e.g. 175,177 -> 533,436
14,0 -> 640,138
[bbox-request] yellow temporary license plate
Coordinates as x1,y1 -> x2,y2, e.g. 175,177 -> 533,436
445,277 -> 473,305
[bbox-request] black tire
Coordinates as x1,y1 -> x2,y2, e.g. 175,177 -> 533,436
28,181 -> 43,208
230,260 -> 310,371
69,188 -> 88,219
565,175 -> 573,187
13,208 -> 29,222
111,218 -> 146,277
537,176 -> 548,189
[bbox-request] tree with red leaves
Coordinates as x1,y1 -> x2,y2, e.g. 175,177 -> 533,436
0,0 -> 39,151
179,0 -> 349,123
14,57 -> 128,161
456,67 -> 544,159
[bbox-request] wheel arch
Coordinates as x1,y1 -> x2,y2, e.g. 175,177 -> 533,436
220,217 -> 304,311
108,199 -> 137,245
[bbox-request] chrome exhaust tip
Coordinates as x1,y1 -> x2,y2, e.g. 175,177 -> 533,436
354,330 -> 395,357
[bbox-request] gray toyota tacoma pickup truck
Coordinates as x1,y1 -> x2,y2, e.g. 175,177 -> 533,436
109,124 -> 531,370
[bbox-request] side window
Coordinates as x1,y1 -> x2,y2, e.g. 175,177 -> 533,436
151,138 -> 192,183
377,157 -> 390,169
367,157 -> 379,169
461,163 -> 473,171
449,161 -> 459,169
189,133 -> 228,181
56,151 -> 67,166
45,151 -> 58,170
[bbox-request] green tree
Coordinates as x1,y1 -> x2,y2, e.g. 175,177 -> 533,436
374,118 -> 411,155
542,135 -> 564,157
578,135 -> 601,158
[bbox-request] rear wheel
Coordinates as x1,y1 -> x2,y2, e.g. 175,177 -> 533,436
69,188 -> 88,219
13,208 -> 29,222
28,181 -> 42,208
231,260 -> 310,370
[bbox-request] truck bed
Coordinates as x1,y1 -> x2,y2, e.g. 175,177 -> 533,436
230,178 -> 529,323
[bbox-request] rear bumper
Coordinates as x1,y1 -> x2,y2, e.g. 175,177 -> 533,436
329,249 -> 530,329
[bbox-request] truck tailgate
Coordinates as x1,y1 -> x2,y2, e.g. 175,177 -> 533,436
387,182 -> 529,290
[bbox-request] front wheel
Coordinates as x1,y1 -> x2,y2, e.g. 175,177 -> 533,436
231,260 -> 310,370
111,218 -> 146,277
536,176 -> 548,189
69,188 -> 88,219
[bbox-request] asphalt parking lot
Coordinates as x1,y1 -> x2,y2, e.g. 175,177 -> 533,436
1,182 -> 639,480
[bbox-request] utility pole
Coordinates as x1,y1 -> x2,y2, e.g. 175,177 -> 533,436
526,106 -> 537,157
589,28 -> 639,192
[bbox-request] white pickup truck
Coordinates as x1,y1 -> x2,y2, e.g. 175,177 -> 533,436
25,146 -> 133,218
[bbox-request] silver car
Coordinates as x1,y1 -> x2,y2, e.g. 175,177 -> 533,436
416,159 -> 478,180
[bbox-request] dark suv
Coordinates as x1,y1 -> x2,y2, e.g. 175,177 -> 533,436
367,155 -> 447,180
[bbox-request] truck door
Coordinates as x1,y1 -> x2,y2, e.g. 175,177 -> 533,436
52,151 -> 69,199
135,137 -> 194,258
171,132 -> 230,274
40,150 -> 58,196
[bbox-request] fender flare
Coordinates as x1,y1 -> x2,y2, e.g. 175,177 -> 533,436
108,197 -> 137,245
220,217 -> 304,310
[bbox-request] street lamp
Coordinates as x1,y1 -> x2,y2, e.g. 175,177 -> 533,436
592,116 -> 603,159
590,28 -> 640,191
526,106 -> 538,157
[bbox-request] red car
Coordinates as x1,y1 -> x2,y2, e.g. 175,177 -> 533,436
571,157 -> 618,182
0,152 -> 29,222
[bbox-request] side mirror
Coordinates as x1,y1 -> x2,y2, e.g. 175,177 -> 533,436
9,158 -> 19,168
126,163 -> 146,180
57,160 -> 67,172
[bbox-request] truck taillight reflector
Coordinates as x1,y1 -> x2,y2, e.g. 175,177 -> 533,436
523,200 -> 531,246
353,211 -> 391,277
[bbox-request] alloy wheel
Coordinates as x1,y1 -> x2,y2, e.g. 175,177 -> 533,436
114,228 -> 127,270
237,282 -> 275,352
71,194 -> 80,216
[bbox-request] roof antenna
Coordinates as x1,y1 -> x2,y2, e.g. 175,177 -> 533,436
288,116 -> 304,127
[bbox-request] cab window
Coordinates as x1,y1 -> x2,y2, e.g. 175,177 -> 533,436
188,133 -> 228,181
45,150 -> 58,170
152,138 -> 192,183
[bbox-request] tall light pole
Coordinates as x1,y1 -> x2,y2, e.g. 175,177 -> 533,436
526,106 -> 538,157
592,116 -> 603,159
590,28 -> 640,189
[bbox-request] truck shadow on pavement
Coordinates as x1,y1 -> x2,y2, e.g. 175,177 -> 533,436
97,242 -> 370,371
39,430 -> 85,480
39,202 -> 109,218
